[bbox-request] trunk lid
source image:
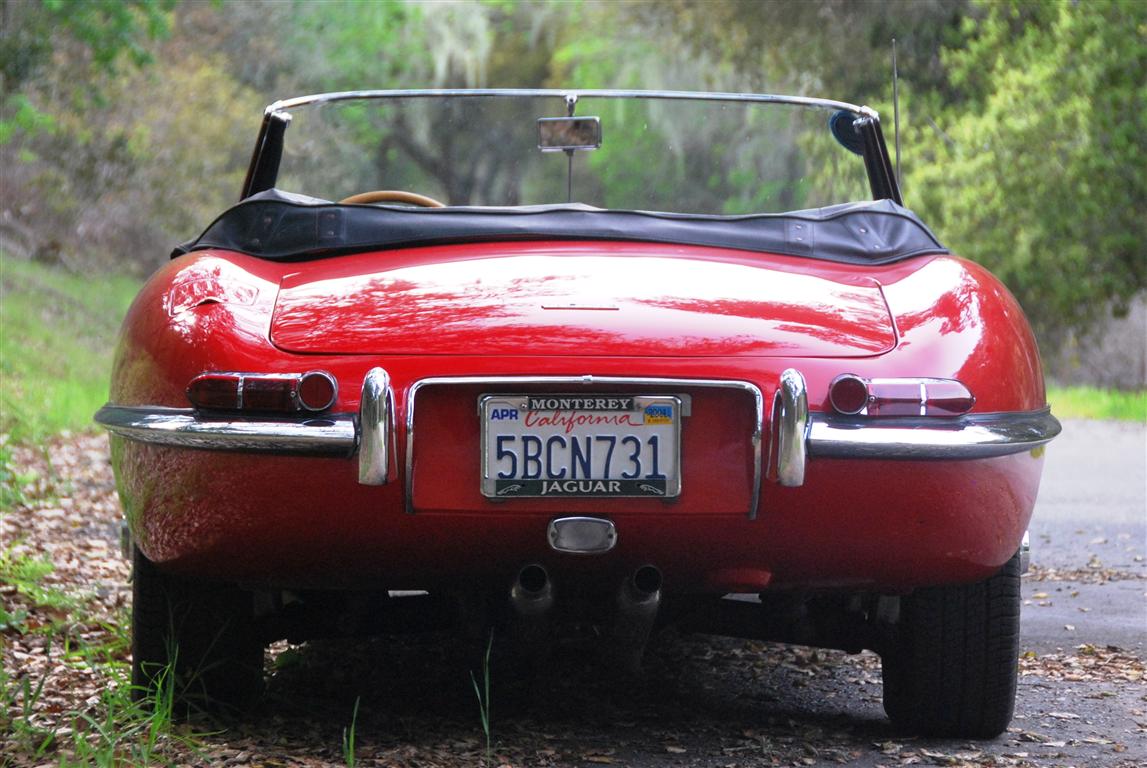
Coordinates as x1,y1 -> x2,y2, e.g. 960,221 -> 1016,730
270,246 -> 896,357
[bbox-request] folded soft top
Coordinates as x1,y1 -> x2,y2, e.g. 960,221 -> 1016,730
174,189 -> 947,265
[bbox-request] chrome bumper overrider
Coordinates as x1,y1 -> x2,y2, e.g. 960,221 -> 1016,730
95,367 -> 1061,494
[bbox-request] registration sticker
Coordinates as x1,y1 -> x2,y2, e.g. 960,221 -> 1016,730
480,394 -> 682,498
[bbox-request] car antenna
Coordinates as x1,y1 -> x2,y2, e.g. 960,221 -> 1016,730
892,37 -> 902,195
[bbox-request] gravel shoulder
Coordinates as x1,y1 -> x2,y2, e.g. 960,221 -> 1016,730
2,427 -> 1145,767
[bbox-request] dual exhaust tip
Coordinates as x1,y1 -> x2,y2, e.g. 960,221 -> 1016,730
510,563 -> 663,671
513,563 -> 663,601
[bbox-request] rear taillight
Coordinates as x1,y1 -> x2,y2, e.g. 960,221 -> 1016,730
186,372 -> 245,410
187,371 -> 338,413
827,374 -> 869,415
297,371 -> 338,411
829,374 -> 974,417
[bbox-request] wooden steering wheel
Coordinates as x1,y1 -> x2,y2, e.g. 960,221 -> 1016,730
339,190 -> 446,207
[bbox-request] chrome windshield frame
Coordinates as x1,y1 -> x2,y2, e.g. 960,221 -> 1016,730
264,89 -> 872,118
241,88 -> 897,203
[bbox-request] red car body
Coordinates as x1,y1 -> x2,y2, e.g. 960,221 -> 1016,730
109,242 -> 1045,590
97,90 -> 1058,735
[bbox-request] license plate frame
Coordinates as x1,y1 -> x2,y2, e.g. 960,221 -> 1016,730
479,393 -> 683,499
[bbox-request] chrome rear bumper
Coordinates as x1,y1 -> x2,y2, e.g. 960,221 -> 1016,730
770,368 -> 1061,486
96,367 -> 1061,491
808,410 -> 1060,459
93,404 -> 356,455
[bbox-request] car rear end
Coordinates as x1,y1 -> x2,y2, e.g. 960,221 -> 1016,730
100,242 -> 1055,596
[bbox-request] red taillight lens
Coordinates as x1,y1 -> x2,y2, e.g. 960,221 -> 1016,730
241,376 -> 299,411
867,379 -> 926,416
187,371 -> 338,413
186,373 -> 243,410
298,371 -> 337,412
828,374 -> 974,417
921,379 -> 976,415
829,374 -> 869,415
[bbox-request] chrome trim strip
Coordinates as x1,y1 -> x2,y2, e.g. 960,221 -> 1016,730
404,376 -> 763,517
806,408 -> 1061,460
267,89 -> 870,119
774,369 -> 809,487
94,404 -> 356,455
358,367 -> 393,485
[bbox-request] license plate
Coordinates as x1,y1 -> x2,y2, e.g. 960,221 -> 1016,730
480,394 -> 682,498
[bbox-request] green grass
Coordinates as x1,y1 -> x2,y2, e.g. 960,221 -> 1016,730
0,546 -> 80,635
1046,385 -> 1147,422
470,632 -> 494,766
1,546 -> 194,765
342,695 -> 361,768
0,258 -> 202,763
0,255 -> 140,443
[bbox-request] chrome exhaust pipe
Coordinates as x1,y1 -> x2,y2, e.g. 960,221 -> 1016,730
510,564 -> 554,616
609,565 -> 662,672
507,564 -> 554,667
630,564 -> 663,599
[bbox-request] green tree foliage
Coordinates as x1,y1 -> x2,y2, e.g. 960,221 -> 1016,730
1,1 -> 256,271
631,0 -> 1147,338
1,0 -> 173,91
1,0 -> 174,137
282,0 -> 421,91
906,0 -> 1147,338
642,0 -> 970,99
275,1 -> 571,204
2,0 -> 1141,344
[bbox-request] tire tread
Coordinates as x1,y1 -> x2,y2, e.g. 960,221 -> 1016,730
131,547 -> 264,713
881,553 -> 1021,738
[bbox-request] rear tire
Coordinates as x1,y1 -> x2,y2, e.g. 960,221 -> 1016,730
880,552 -> 1021,738
131,547 -> 264,714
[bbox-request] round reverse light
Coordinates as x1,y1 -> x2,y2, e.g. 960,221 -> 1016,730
298,371 -> 337,412
829,373 -> 869,415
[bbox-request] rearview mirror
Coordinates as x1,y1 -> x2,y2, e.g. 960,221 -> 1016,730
537,116 -> 602,152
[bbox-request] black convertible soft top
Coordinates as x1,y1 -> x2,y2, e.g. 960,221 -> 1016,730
174,189 -> 947,265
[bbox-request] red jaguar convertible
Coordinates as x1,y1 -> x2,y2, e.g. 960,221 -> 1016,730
96,90 -> 1059,736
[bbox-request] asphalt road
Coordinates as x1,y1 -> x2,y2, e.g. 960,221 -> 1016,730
1023,419 -> 1146,655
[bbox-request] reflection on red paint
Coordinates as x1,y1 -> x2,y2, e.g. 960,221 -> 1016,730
269,244 -> 897,358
